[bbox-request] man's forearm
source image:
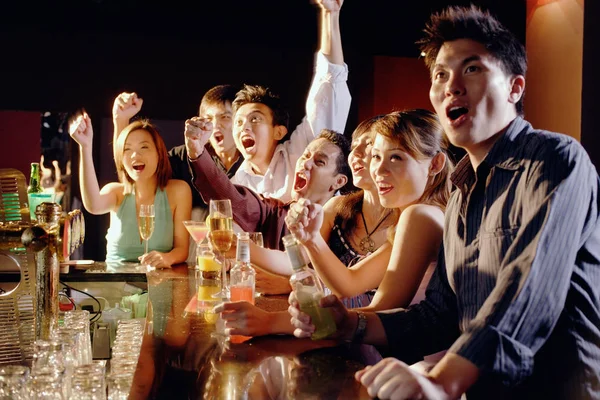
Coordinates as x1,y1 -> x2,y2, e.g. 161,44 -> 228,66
320,9 -> 343,65
338,311 -> 388,346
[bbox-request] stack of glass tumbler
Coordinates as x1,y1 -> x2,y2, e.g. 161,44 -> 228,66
0,310 -> 144,399
106,319 -> 144,399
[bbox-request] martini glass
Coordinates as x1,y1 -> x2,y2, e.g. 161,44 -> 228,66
183,220 -> 209,245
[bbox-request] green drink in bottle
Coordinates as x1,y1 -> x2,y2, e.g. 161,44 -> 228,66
283,234 -> 336,340
27,162 -> 51,221
27,162 -> 42,194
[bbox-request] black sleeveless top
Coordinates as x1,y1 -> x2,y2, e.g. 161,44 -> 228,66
326,224 -> 375,308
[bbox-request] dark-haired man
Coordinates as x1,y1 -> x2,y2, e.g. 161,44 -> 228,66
186,125 -> 351,253
112,85 -> 243,211
289,5 -> 600,399
113,86 -> 243,262
168,85 -> 243,207
228,0 -> 351,204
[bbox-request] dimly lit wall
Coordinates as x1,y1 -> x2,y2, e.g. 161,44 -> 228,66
525,0 -> 584,139
3,0 -> 595,261
581,0 -> 599,171
370,57 -> 432,117
0,111 -> 41,177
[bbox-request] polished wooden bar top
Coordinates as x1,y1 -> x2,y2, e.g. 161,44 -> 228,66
128,264 -> 374,399
59,261 -> 148,282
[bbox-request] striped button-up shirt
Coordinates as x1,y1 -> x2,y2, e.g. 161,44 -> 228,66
378,117 -> 600,399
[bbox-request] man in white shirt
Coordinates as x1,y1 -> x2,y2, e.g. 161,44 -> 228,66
230,0 -> 351,203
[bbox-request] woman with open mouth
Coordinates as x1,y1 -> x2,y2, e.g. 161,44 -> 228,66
213,116 -> 396,337
287,109 -> 453,312
212,111 -> 452,339
69,111 -> 191,269
295,114 -> 399,308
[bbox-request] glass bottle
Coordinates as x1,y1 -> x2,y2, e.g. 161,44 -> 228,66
282,234 -> 336,340
28,162 -> 43,194
229,233 -> 256,343
229,232 -> 256,304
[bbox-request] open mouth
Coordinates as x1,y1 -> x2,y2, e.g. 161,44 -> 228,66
376,182 -> 393,195
132,163 -> 145,172
241,136 -> 256,152
213,132 -> 224,144
447,106 -> 469,124
293,172 -> 308,192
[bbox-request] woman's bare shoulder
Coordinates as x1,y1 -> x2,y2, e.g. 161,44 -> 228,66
165,179 -> 192,205
165,179 -> 191,193
399,203 -> 444,226
323,194 -> 346,211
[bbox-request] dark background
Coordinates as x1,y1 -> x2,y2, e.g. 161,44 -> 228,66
9,1 -> 600,261
0,0 -> 526,130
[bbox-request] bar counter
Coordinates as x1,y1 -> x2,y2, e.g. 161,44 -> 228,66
120,264 -> 374,399
58,261 -> 149,282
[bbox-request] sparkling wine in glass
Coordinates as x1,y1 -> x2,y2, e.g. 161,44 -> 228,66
208,199 -> 234,299
138,204 -> 155,267
248,232 -> 264,297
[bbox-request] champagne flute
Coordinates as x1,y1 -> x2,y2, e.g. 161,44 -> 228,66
249,232 -> 264,297
138,204 -> 155,268
208,199 -> 234,299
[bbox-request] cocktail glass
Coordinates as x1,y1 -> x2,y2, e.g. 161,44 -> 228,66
183,220 -> 209,245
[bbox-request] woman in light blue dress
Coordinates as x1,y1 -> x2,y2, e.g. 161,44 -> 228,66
70,113 -> 191,268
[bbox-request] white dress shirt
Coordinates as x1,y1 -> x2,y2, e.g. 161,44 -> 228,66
231,51 -> 351,203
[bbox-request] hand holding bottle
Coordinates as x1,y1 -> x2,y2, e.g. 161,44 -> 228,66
287,291 -> 354,340
285,199 -> 324,245
283,234 -> 337,340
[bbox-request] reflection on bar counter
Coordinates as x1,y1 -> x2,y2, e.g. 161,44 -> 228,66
0,171 -> 373,398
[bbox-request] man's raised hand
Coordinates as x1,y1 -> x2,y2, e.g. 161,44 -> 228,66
185,116 -> 213,159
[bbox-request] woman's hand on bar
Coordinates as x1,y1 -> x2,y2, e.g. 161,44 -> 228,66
138,251 -> 172,269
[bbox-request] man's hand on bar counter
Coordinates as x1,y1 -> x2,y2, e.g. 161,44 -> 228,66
255,267 -> 291,295
214,302 -> 282,337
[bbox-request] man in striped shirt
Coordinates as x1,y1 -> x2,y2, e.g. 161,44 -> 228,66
289,5 -> 600,399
